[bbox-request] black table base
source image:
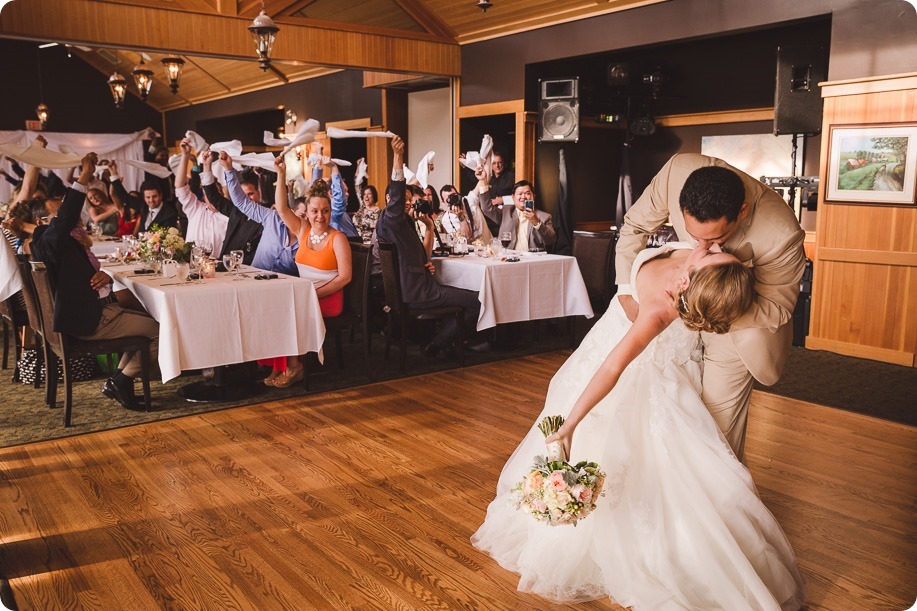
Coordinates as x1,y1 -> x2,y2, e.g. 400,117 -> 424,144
176,364 -> 266,403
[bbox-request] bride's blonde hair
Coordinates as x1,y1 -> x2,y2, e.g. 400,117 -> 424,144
675,261 -> 754,334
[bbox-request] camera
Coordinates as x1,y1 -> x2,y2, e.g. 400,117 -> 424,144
445,193 -> 461,207
412,199 -> 433,216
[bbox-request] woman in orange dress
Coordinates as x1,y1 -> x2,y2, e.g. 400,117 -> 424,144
263,156 -> 353,387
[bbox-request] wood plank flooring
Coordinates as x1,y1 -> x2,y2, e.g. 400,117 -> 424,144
0,350 -> 914,610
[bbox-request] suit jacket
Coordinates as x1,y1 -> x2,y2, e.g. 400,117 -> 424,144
201,178 -> 264,265
478,190 -> 556,251
375,180 -> 445,305
30,186 -> 103,336
111,178 -> 180,232
615,153 -> 806,385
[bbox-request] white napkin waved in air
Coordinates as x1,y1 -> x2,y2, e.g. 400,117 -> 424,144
354,157 -> 367,186
280,119 -> 321,155
326,127 -> 396,139
403,151 -> 435,189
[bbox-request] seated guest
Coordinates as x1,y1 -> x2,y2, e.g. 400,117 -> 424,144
85,188 -> 120,235
476,169 -> 555,251
218,151 -> 298,276
109,162 -> 180,231
352,184 -> 380,244
29,153 -> 159,411
423,185 -> 441,214
174,139 -> 228,258
438,184 -> 472,243
262,157 -> 353,387
199,149 -> 263,264
375,136 -> 480,358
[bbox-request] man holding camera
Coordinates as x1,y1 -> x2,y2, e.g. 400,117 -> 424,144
475,168 -> 556,251
375,137 -> 481,358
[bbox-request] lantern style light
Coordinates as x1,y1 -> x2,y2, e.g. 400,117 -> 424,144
477,0 -> 493,11
132,58 -> 154,101
107,71 -> 128,109
248,9 -> 280,71
35,103 -> 50,126
161,57 -> 185,94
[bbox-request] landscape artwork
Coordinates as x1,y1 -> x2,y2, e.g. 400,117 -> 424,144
826,124 -> 917,205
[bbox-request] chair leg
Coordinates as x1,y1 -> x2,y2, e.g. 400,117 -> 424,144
384,315 -> 392,359
46,350 -> 59,409
362,315 -> 372,370
457,312 -> 465,368
399,313 -> 407,375
139,344 -> 152,412
335,329 -> 344,369
31,332 -> 41,389
1,319 -> 8,370
11,324 -> 22,383
63,357 -> 73,427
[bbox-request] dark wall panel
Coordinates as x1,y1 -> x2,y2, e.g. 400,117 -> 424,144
0,39 -> 162,134
164,70 -> 382,145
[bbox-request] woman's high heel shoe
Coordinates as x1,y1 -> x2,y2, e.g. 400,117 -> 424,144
263,370 -> 282,386
272,367 -> 304,388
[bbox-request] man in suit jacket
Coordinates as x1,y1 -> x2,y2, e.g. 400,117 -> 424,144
476,173 -> 556,252
199,150 -> 264,265
375,136 -> 480,357
615,153 -> 806,459
109,161 -> 180,232
30,153 -> 159,411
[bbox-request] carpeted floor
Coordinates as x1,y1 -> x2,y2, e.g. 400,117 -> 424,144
2,320 -> 914,448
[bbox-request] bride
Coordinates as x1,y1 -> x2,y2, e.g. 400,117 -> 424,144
472,242 -> 805,610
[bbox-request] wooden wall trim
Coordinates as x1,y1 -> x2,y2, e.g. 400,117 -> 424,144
820,72 -> 917,98
456,100 -> 525,119
655,108 -> 774,127
0,0 -> 461,76
816,248 -> 917,267
805,337 -> 915,367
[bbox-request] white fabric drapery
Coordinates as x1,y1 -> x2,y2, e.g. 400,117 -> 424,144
0,128 -> 156,203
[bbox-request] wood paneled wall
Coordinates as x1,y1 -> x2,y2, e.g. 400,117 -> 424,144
807,74 -> 917,367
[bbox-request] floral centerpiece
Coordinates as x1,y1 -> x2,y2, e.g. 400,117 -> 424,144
137,225 -> 194,263
510,416 -> 606,526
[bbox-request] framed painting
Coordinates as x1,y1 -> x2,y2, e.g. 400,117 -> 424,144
825,123 -> 917,205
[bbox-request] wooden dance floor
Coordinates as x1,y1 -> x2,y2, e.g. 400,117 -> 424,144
0,351 -> 913,610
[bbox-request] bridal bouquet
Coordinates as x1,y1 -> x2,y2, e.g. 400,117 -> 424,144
510,416 -> 605,526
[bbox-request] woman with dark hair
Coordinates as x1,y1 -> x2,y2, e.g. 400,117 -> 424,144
353,184 -> 381,243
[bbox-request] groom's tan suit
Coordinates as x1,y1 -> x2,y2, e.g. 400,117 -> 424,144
615,153 -> 806,459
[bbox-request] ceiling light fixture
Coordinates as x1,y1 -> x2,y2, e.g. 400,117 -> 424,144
248,3 -> 280,71
107,71 -> 128,109
161,57 -> 185,94
132,57 -> 154,101
477,0 -> 493,12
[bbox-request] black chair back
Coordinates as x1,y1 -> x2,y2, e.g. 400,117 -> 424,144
573,230 -> 618,313
345,242 -> 371,319
15,255 -> 43,335
29,265 -> 65,353
377,242 -> 403,314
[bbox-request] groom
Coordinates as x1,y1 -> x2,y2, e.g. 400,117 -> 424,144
615,153 -> 806,460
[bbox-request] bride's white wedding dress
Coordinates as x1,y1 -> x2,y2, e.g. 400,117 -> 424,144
472,243 -> 805,610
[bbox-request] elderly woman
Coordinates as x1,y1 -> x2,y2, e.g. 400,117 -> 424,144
352,184 -> 380,243
258,156 -> 353,388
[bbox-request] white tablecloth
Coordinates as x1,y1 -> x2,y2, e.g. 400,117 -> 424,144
103,263 -> 326,383
90,239 -> 122,259
432,252 -> 594,331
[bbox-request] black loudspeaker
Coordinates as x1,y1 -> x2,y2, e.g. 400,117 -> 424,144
774,45 -> 826,135
538,78 -> 579,143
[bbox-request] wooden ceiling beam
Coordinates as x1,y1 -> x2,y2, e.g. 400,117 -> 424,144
0,0 -> 460,76
392,0 -> 456,41
238,0 -> 313,18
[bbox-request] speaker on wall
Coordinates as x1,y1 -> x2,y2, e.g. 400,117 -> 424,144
539,78 -> 579,143
774,44 -> 826,135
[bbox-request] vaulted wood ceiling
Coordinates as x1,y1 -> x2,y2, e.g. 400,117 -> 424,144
0,0 -> 667,110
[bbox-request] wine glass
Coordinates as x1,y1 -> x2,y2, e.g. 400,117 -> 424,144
230,250 -> 244,280
501,231 -> 512,251
222,253 -> 236,278
201,242 -> 213,258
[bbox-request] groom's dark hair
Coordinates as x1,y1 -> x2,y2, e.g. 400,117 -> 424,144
679,166 -> 745,223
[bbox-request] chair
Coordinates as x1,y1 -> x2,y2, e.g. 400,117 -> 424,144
573,230 -> 619,314
0,295 -> 26,381
377,242 -> 465,374
322,241 -> 372,369
14,254 -> 48,396
30,264 -> 153,426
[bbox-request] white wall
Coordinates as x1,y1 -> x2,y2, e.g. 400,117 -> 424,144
407,86 -> 453,194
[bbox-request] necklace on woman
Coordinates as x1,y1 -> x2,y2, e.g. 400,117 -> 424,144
309,229 -> 329,245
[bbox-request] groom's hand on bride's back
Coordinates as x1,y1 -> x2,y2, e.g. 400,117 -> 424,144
619,295 -> 639,322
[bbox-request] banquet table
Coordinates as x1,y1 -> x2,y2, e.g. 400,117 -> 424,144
432,252 -> 594,331
89,238 -> 122,259
102,263 -> 325,383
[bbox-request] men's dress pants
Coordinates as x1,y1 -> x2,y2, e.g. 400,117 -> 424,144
410,286 -> 481,348
76,304 -> 160,378
699,331 -> 755,462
